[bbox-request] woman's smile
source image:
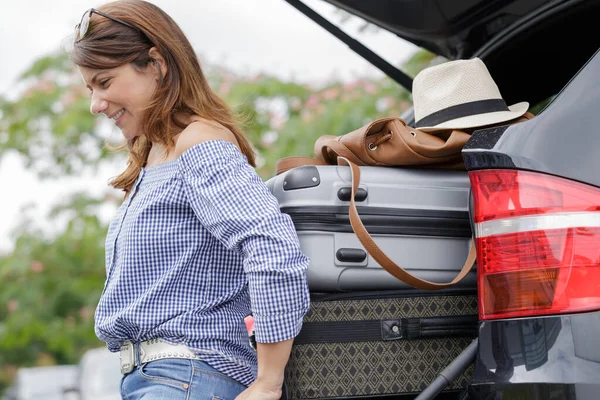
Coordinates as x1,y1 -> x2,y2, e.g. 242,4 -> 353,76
110,108 -> 126,126
80,62 -> 158,140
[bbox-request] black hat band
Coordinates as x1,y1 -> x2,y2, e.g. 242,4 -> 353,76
415,98 -> 510,128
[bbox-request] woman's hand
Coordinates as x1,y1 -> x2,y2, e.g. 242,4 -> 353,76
234,339 -> 292,399
234,379 -> 282,400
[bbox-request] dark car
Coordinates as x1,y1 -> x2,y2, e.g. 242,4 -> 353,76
284,0 -> 600,398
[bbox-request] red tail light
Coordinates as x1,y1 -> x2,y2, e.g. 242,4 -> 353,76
469,169 -> 600,320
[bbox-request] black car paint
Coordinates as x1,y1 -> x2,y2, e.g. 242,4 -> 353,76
461,28 -> 600,400
323,0 -> 553,60
463,47 -> 600,188
468,311 -> 600,399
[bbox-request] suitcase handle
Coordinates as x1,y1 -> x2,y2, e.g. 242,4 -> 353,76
338,156 -> 476,290
336,248 -> 367,263
337,187 -> 368,202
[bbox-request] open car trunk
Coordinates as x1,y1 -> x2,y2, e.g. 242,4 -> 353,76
277,1 -> 600,399
286,0 -> 600,109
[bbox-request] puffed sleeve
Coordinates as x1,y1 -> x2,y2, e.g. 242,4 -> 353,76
178,140 -> 310,343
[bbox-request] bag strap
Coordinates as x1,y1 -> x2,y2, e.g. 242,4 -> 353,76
275,138 -> 367,176
338,156 -> 477,290
275,156 -> 328,175
316,138 -> 366,166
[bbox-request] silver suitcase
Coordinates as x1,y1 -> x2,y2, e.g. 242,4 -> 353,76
266,165 -> 476,292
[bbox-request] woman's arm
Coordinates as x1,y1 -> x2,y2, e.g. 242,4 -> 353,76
236,339 -> 294,399
256,339 -> 294,390
176,128 -> 310,399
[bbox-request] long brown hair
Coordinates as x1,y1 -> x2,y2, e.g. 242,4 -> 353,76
71,0 -> 255,195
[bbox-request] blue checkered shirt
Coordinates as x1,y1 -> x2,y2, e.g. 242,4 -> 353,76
95,140 -> 310,386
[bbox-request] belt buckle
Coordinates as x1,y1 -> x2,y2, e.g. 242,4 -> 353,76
120,341 -> 135,374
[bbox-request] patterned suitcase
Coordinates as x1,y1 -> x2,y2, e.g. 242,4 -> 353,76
284,290 -> 478,399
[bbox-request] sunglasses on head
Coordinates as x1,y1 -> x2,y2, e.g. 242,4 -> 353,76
74,8 -> 140,44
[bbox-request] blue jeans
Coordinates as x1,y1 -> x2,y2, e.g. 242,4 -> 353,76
120,358 -> 248,400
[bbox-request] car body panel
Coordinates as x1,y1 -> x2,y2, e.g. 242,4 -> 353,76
461,46 -> 600,398
463,47 -> 600,188
469,383 -> 597,399
469,311 -> 600,399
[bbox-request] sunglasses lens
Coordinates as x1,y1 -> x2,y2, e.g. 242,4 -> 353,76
73,8 -> 142,45
80,12 -> 91,40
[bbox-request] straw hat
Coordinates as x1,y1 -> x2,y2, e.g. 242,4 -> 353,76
412,58 -> 529,131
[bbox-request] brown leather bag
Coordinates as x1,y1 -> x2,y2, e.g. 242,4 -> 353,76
276,116 -> 472,175
275,113 -> 534,290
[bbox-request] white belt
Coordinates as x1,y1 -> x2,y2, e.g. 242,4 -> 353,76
119,339 -> 200,374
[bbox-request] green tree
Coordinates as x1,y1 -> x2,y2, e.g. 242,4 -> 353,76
0,53 -> 114,178
0,193 -> 112,388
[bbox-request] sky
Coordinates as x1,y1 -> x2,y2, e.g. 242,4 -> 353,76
0,0 -> 418,252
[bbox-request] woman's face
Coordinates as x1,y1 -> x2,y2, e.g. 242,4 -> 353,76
79,62 -> 158,140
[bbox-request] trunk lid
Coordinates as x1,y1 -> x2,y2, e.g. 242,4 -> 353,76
322,0 -> 558,59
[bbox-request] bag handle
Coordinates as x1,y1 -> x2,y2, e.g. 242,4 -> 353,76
275,138 -> 367,176
338,156 -> 476,290
316,138 -> 366,166
275,156 -> 328,175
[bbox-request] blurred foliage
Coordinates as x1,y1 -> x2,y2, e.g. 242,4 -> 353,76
218,71 -> 415,178
0,47 -> 437,391
0,193 -> 114,389
0,53 -> 112,179
0,49 -> 429,181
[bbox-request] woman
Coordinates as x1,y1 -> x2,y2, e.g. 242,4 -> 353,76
70,1 -> 310,399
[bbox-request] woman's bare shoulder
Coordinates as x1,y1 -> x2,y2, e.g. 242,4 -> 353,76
175,117 -> 239,157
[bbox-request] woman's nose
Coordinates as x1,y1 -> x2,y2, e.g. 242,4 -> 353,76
90,92 -> 109,115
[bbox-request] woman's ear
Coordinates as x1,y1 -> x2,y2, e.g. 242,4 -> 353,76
148,47 -> 167,81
